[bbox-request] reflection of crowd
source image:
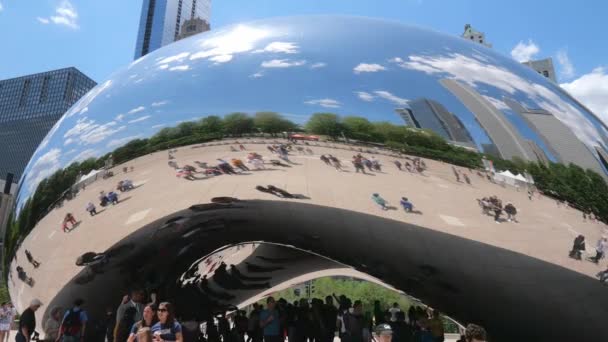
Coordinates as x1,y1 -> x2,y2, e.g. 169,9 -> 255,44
478,196 -> 517,224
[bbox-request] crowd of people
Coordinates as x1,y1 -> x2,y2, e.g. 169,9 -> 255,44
477,196 -> 517,224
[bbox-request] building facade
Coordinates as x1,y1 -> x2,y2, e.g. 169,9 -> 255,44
0,67 -> 96,181
395,108 -> 419,128
462,24 -> 492,48
176,16 -> 211,41
440,79 -> 537,161
522,58 -> 557,83
504,98 -> 606,177
134,0 -> 212,59
409,98 -> 475,145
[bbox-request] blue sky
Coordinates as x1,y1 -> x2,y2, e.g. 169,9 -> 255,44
0,0 -> 607,122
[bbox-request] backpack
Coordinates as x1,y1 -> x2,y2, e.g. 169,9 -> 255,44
61,309 -> 82,336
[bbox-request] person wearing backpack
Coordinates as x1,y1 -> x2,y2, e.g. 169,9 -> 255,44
56,299 -> 88,342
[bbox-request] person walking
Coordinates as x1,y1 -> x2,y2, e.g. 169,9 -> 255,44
152,302 -> 183,342
57,299 -> 88,342
259,297 -> 281,342
591,236 -> 608,263
16,299 -> 42,342
86,202 -> 97,216
372,194 -> 388,210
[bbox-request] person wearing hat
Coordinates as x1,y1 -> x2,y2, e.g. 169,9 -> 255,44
374,323 -> 392,342
16,299 -> 42,342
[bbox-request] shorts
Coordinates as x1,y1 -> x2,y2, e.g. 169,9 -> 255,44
0,323 -> 10,331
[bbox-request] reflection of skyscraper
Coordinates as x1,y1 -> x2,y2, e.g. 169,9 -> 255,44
410,98 -> 473,144
525,139 -> 549,165
440,79 -> 537,162
504,98 -> 606,176
134,0 -> 212,59
395,108 -> 419,128
596,147 -> 608,172
0,68 -> 96,180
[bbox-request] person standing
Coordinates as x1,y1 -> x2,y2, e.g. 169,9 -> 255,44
388,303 -> 400,323
321,296 -> 338,342
16,299 -> 42,342
259,297 -> 281,342
0,303 -> 9,342
427,311 -> 445,342
43,307 -> 63,341
591,236 -> 608,263
57,299 -> 88,342
5,303 -> 16,342
151,302 -> 183,342
128,304 -> 157,342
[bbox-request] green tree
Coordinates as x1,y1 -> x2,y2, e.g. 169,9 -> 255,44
254,112 -> 296,136
342,116 -> 381,141
305,113 -> 343,138
223,112 -> 255,136
197,115 -> 224,135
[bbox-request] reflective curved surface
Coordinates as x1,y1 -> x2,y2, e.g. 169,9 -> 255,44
6,16 -> 608,341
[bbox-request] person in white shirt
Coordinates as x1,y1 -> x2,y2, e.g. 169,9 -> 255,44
388,303 -> 401,322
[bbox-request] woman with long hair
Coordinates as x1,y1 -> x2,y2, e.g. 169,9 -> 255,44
128,304 -> 157,342
151,302 -> 183,342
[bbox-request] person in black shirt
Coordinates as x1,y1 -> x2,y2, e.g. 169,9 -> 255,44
322,296 -> 338,342
17,299 -> 43,342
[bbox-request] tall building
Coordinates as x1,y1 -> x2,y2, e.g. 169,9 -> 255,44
395,108 -> 419,128
408,98 -> 475,145
522,58 -> 557,82
134,0 -> 211,59
504,98 -> 606,177
440,79 -> 537,161
177,17 -> 210,41
0,68 -> 96,180
525,139 -> 550,165
462,24 -> 492,48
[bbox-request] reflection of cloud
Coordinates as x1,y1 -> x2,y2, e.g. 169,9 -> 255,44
69,148 -> 97,164
356,91 -> 375,102
66,80 -> 112,117
190,25 -> 271,63
250,72 -> 264,78
128,115 -> 151,124
152,124 -> 167,129
510,39 -> 540,62
561,67 -> 608,126
158,64 -> 169,70
310,62 -> 327,69
255,41 -> 299,54
151,100 -> 169,107
169,65 -> 190,71
373,91 -> 409,106
354,63 -> 386,74
107,135 -> 142,148
158,52 -> 191,65
483,95 -> 509,111
557,49 -> 575,79
400,52 -> 603,150
128,106 -> 145,115
304,98 -> 341,108
261,59 -> 306,68
24,148 -> 62,192
209,55 -> 233,63
64,117 -> 125,145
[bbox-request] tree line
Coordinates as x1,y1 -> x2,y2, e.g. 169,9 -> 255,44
5,111 -> 608,267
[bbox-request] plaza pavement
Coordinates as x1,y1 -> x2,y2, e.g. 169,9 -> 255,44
9,139 -> 608,326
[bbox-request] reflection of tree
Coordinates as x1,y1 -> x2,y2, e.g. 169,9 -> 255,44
5,111 -> 608,269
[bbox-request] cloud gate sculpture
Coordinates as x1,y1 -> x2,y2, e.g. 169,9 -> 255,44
5,16 -> 608,341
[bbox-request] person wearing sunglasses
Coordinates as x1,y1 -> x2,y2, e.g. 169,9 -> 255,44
151,302 -> 182,342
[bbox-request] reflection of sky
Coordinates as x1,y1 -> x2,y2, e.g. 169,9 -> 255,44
18,16 -> 608,207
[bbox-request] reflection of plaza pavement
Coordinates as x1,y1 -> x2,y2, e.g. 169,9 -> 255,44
10,140 -> 608,317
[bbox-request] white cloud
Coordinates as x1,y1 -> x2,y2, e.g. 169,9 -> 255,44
107,135 -> 142,148
399,51 -> 604,151
310,62 -> 327,69
64,117 -> 125,145
304,98 -> 341,108
169,65 -> 190,71
115,114 -> 125,121
255,41 -> 299,54
250,72 -> 264,78
209,55 -> 233,63
38,0 -> 79,29
261,59 -> 306,68
158,64 -> 169,70
483,95 -> 510,111
373,91 -> 409,106
151,100 -> 169,107
561,67 -> 608,126
152,124 -> 167,129
0,2 -> 3,11
510,39 -> 540,62
128,106 -> 145,115
557,49 -> 575,79
353,63 -> 386,74
355,91 -> 375,102
190,25 -> 272,63
128,115 -> 151,124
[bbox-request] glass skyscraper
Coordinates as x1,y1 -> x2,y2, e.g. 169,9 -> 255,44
134,0 -> 212,59
0,67 -> 96,181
